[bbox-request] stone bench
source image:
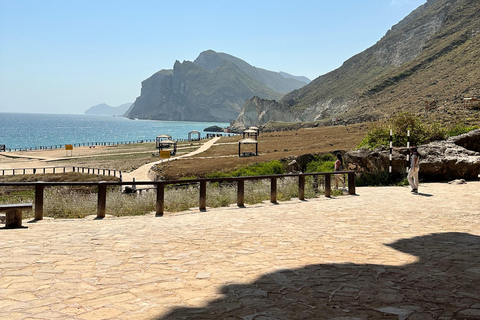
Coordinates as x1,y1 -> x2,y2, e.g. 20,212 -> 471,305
241,151 -> 256,157
0,203 -> 33,228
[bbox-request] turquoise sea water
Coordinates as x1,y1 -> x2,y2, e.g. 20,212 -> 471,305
0,113 -> 230,150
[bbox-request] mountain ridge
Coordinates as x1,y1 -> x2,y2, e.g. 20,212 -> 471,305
125,50 -> 310,122
231,0 -> 480,130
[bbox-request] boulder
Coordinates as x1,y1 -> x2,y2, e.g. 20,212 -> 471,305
204,125 -> 224,132
345,129 -> 480,181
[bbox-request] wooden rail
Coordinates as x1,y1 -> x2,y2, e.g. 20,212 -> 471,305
0,171 -> 355,219
1,139 -> 157,152
0,166 -> 122,178
0,135 -> 236,152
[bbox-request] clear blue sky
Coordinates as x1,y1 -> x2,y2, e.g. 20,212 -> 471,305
0,0 -> 426,114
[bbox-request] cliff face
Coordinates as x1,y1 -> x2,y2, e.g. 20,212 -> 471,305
230,96 -> 297,131
125,50 -> 310,122
232,0 -> 480,129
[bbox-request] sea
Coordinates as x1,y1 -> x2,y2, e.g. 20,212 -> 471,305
0,113 -> 230,150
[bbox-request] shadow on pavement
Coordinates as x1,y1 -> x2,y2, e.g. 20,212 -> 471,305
416,192 -> 434,197
157,232 -> 480,319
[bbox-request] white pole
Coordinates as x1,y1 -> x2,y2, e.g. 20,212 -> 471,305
407,130 -> 411,171
389,129 -> 393,173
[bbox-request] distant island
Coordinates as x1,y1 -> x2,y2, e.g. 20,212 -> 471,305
85,103 -> 132,116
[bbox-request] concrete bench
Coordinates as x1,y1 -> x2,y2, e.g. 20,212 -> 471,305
0,203 -> 33,228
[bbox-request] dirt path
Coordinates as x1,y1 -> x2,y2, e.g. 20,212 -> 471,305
121,137 -> 221,182
0,138 -> 219,181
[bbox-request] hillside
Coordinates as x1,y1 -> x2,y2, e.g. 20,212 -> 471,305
125,50 -> 310,122
232,0 -> 480,129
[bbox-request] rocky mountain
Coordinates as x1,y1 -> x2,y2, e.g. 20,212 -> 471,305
125,50 -> 310,122
232,0 -> 480,130
278,72 -> 310,85
85,103 -> 132,116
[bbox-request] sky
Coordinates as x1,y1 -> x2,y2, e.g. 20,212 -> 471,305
0,0 -> 427,115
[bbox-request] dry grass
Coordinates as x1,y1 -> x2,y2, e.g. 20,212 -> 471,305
2,124 -> 368,180
158,123 -> 368,179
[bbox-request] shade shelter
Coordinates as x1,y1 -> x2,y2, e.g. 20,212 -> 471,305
238,138 -> 258,157
156,135 -> 172,149
464,98 -> 480,109
188,130 -> 201,141
248,126 -> 259,136
242,129 -> 258,140
157,139 -> 177,156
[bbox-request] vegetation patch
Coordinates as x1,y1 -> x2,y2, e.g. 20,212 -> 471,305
357,112 -> 478,149
206,160 -> 285,178
304,154 -> 336,173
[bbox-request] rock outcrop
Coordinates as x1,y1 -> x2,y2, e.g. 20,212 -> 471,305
345,129 -> 480,181
230,96 -> 297,131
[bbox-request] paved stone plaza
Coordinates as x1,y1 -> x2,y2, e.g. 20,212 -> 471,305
1,182 -> 480,320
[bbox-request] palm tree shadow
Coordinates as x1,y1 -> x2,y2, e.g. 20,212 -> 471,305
157,232 -> 480,319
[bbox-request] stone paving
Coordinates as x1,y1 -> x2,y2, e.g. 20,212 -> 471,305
1,181 -> 480,320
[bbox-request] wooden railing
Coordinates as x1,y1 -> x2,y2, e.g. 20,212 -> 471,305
2,139 -> 157,152
0,135 -> 236,152
0,171 -> 355,219
0,166 -> 122,178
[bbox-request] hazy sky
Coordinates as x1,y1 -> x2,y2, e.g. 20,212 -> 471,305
0,0 -> 426,114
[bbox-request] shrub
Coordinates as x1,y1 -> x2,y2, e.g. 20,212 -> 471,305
357,124 -> 390,149
446,124 -> 479,137
305,154 -> 336,173
207,160 -> 285,178
357,112 -> 450,149
355,171 -> 407,187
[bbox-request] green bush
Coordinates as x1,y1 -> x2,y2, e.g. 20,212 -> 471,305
355,171 -> 408,187
305,154 -> 336,173
357,112 -> 450,149
207,160 -> 285,178
446,124 -> 479,137
356,125 -> 390,149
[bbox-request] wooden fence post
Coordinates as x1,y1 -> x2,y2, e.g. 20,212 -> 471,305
199,181 -> 206,211
348,172 -> 356,195
237,180 -> 245,207
325,174 -> 331,197
270,177 -> 277,203
156,183 -> 164,217
97,182 -> 107,218
34,182 -> 44,220
298,175 -> 305,200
